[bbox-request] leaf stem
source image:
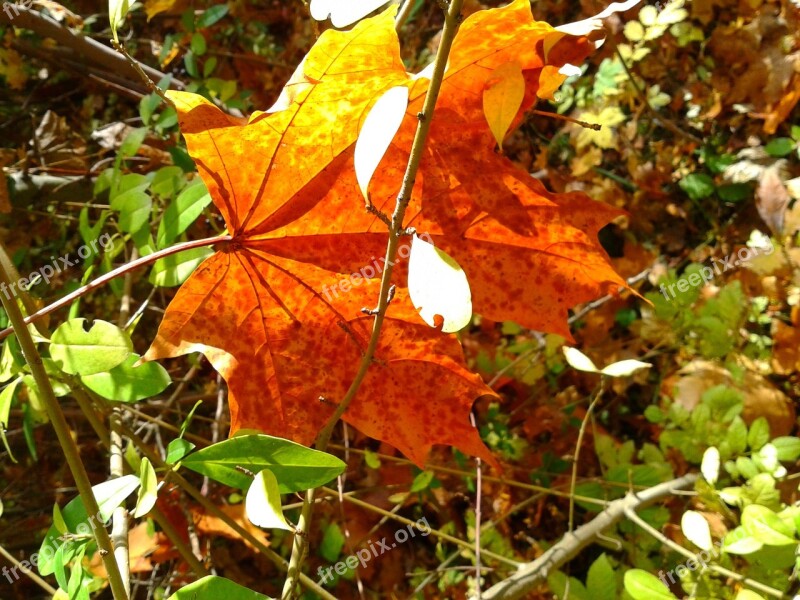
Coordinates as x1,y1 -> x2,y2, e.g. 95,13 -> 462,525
0,234 -> 231,342
0,243 -> 130,600
280,1 -> 466,597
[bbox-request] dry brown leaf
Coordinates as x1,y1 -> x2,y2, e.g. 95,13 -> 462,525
664,360 -> 795,436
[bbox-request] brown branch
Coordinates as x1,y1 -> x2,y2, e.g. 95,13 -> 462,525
476,474 -> 698,600
0,7 -> 184,94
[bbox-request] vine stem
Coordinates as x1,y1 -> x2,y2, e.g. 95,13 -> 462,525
0,234 -> 231,342
0,243 -> 130,600
279,1 -> 466,597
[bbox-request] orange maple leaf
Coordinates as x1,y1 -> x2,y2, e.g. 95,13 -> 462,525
144,0 -> 627,468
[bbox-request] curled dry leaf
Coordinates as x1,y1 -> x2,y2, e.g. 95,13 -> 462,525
144,0 -> 628,467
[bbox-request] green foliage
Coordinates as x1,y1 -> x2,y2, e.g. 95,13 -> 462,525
179,433 -> 346,492
166,575 -> 273,600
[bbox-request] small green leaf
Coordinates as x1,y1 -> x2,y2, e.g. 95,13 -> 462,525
196,4 -> 229,28
157,180 -> 212,249
108,0 -> 132,44
0,377 -> 21,462
364,449 -> 381,469
190,33 -> 207,56
111,188 -> 152,234
50,319 -> 133,376
741,504 -> 796,546
586,554 -> 616,600
166,438 -> 195,464
118,128 -> 147,159
320,522 -> 345,562
133,458 -> 158,518
771,437 -> 800,462
167,576 -> 273,600
150,166 -> 185,199
80,354 -> 171,402
150,247 -> 214,287
764,137 -> 795,158
747,417 -> 770,451
623,20 -> 645,42
722,526 -> 763,554
410,470 -> 435,493
623,569 -> 678,600
184,51 -> 200,78
245,469 -> 292,530
38,475 -> 141,576
679,173 -> 715,201
727,416 -> 748,454
181,434 -> 346,493
717,183 -> 751,203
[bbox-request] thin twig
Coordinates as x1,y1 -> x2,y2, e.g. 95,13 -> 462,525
0,234 -> 231,342
0,243 -> 130,600
395,0 -> 415,30
0,542 -> 58,594
280,1 -> 467,597
318,487 -> 521,568
476,474 -> 699,600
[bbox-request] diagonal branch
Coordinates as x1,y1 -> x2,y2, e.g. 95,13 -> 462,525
0,7 -> 183,94
475,473 -> 698,600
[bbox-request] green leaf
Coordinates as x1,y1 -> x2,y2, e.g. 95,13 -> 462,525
771,437 -> 800,462
764,137 -> 795,158
108,0 -> 132,44
623,569 -> 678,600
167,576 -> 273,600
50,319 -> 133,376
747,417 -> 770,451
586,554 -> 616,600
722,526 -> 763,554
679,173 -> 715,201
149,246 -> 214,287
410,470 -> 435,493
364,449 -> 381,469
80,354 -> 171,402
196,4 -> 229,28
184,51 -> 200,78
191,32 -> 207,56
548,570 -> 590,600
244,469 -> 292,530
133,458 -> 158,518
38,475 -> 141,576
0,377 -> 21,462
111,188 -> 152,234
156,180 -> 213,249
717,183 -> 751,203
181,434 -> 346,493
727,416 -> 748,455
166,438 -> 195,464
319,522 -> 345,563
117,128 -> 147,159
150,166 -> 185,199
741,504 -> 796,546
